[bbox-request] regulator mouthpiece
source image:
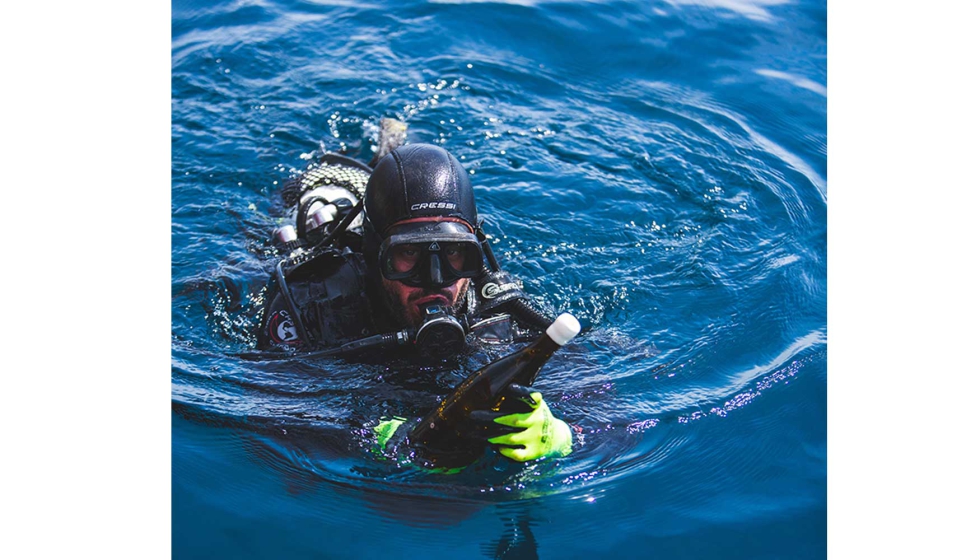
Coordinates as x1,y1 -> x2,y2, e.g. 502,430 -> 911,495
414,305 -> 466,360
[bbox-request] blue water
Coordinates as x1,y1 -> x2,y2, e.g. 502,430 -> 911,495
172,0 -> 826,557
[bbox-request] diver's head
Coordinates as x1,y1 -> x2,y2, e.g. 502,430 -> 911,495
363,144 -> 484,329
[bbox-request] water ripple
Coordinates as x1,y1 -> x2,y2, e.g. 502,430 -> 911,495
173,0 -> 826,552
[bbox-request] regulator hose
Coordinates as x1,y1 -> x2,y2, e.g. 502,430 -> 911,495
273,259 -> 312,346
504,297 -> 554,332
475,259 -> 555,332
236,330 -> 408,362
312,198 -> 365,251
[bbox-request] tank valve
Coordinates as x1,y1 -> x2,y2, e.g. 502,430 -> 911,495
308,203 -> 338,231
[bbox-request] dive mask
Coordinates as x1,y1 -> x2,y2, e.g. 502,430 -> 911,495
378,221 -> 484,288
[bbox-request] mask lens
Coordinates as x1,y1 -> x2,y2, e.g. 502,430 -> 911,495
378,223 -> 484,286
390,244 -> 422,273
444,242 -> 468,272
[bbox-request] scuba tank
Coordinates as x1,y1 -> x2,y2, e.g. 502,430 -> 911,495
270,152 -> 372,259
270,118 -> 409,257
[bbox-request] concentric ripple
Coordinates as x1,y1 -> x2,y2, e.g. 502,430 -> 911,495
173,0 -> 826,555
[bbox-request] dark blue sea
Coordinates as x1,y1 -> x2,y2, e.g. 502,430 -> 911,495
172,0 -> 827,557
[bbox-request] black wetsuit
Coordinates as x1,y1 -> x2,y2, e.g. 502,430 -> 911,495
257,149 -> 551,355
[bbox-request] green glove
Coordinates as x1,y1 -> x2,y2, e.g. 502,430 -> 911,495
485,389 -> 573,462
372,416 -> 471,474
372,416 -> 406,451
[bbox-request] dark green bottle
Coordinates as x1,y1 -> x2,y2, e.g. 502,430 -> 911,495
409,313 -> 581,468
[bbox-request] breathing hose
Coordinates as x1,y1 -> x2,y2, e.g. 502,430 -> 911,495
274,260 -> 312,346
504,297 -> 554,332
237,330 -> 408,362
312,198 -> 365,251
476,222 -> 554,331
296,195 -> 332,240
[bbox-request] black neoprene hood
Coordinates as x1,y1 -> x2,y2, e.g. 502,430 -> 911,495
365,144 -> 478,235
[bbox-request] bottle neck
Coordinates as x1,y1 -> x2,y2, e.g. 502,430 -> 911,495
531,332 -> 561,356
516,332 -> 561,385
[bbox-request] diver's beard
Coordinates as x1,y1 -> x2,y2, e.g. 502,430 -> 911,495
381,278 -> 470,330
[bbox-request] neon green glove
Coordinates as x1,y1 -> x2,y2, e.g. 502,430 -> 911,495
372,416 -> 471,474
486,390 -> 573,462
372,416 -> 406,452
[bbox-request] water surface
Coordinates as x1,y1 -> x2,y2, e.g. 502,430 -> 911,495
172,0 -> 827,557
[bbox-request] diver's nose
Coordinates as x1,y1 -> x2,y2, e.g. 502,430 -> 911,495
429,253 -> 443,286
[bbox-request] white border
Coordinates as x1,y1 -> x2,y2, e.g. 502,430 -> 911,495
830,1 -> 979,556
3,2 -> 171,558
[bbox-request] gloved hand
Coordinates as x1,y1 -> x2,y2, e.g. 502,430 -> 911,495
372,416 -> 407,451
470,384 -> 573,462
371,416 -> 471,474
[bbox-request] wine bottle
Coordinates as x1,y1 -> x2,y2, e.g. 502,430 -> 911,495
408,313 -> 581,468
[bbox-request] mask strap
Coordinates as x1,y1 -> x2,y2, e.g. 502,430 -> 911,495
476,220 -> 500,272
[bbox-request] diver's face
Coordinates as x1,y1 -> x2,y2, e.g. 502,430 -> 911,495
376,216 -> 476,328
381,217 -> 470,328
380,275 -> 469,329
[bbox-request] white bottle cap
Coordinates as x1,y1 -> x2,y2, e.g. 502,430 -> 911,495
546,313 -> 581,346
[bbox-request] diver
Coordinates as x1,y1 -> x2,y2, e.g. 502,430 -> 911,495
256,130 -> 574,465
